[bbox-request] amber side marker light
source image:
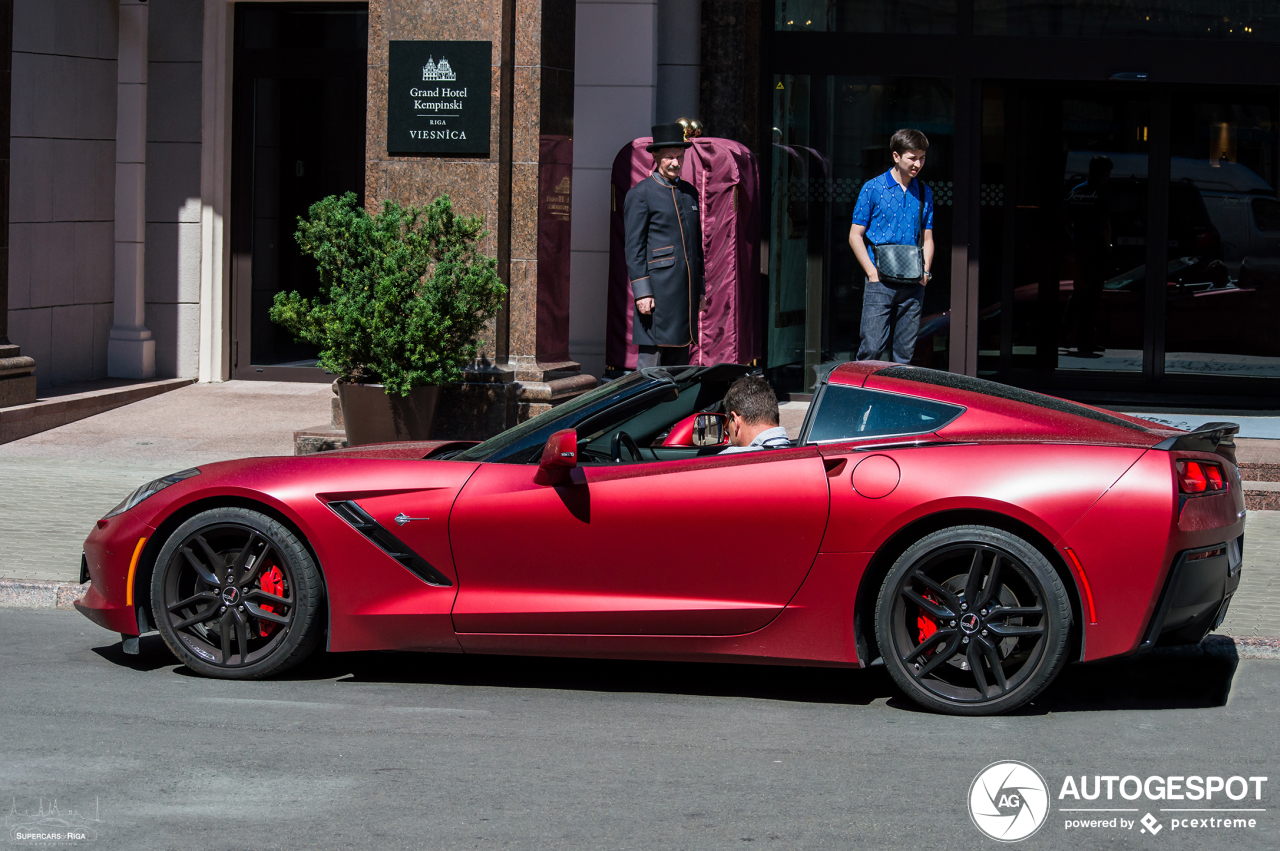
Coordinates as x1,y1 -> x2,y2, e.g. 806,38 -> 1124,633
124,537 -> 148,607
1063,547 -> 1098,625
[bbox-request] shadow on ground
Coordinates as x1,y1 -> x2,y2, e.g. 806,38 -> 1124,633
91,633 -> 1240,714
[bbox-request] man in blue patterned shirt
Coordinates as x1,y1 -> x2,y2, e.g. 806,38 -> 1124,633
848,129 -> 935,364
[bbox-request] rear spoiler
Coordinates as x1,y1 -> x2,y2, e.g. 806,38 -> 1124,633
1152,422 -> 1239,465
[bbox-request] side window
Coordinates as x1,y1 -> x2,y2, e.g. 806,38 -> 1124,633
1252,198 -> 1280,233
805,385 -> 963,443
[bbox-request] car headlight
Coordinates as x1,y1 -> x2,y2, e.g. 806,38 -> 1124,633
103,468 -> 201,519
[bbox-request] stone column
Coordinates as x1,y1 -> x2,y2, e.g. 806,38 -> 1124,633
107,0 -> 155,379
0,0 -> 36,407
655,0 -> 700,123
367,0 -> 595,438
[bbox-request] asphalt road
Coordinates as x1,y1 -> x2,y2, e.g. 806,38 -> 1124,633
1,609 -> 1277,851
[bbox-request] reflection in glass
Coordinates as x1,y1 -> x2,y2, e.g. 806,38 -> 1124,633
768,76 -> 954,393
976,0 -> 1280,40
984,93 -> 1150,375
1164,98 -> 1280,378
776,0 -> 955,32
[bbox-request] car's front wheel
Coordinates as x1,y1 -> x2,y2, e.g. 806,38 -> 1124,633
875,525 -> 1072,715
151,507 -> 325,678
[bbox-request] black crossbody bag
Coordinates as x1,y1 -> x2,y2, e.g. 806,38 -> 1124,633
870,184 -> 927,286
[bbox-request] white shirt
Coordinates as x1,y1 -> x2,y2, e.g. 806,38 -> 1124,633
719,426 -> 792,454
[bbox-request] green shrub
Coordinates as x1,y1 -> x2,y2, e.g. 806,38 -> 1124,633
269,192 -> 506,397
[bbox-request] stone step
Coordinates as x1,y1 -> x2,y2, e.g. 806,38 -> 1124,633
1245,483 -> 1280,511
0,378 -> 194,444
294,425 -> 348,455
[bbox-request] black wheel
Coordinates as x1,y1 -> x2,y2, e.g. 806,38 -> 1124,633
875,526 -> 1072,715
151,507 -> 325,679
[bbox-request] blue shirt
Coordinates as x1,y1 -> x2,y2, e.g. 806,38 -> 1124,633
851,170 -> 934,264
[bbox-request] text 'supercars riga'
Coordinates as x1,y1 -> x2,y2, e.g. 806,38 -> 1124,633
75,361 -> 1245,715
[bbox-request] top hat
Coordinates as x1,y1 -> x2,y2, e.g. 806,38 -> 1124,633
646,122 -> 694,152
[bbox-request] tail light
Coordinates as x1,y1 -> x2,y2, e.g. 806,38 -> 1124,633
1192,229 -> 1220,251
1177,459 -> 1228,495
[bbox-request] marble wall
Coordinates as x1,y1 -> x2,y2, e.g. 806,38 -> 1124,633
365,0 -> 577,380
567,0 -> 658,378
5,0 -> 203,390
7,0 -> 118,389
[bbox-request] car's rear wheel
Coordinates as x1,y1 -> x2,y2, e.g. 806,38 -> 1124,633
151,507 -> 325,678
875,525 -> 1071,715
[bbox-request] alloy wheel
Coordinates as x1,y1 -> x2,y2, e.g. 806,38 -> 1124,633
160,523 -> 298,669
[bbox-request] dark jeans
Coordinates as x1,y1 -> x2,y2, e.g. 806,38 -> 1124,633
636,345 -> 690,368
1064,253 -> 1106,351
856,278 -> 924,364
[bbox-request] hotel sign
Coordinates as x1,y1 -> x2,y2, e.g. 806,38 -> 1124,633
387,41 -> 491,156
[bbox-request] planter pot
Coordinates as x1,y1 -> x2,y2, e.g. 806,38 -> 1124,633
336,382 -> 442,446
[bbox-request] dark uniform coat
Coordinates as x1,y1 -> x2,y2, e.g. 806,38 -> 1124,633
623,171 -> 705,347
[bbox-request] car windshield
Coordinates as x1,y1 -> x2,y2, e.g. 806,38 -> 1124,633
451,371 -> 653,463
449,365 -> 755,464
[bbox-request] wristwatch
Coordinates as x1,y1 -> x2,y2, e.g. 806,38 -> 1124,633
924,271 -> 933,282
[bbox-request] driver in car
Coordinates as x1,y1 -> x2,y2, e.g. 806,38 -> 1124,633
720,376 -> 791,454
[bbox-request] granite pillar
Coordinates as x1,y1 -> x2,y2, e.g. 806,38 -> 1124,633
367,0 -> 594,438
0,0 -> 36,408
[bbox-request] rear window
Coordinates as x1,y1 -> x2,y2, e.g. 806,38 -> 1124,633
875,365 -> 1151,432
806,385 -> 964,443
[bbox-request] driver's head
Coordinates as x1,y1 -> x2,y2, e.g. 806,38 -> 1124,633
724,376 -> 779,447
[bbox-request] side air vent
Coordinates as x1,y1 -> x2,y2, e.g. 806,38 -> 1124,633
328,500 -> 453,587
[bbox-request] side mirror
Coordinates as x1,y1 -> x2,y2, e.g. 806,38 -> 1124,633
662,412 -> 728,448
535,428 -> 578,485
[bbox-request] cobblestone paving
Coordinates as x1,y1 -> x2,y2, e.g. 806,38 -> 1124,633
0,380 -> 332,584
1220,511 -> 1280,638
0,459 -> 185,581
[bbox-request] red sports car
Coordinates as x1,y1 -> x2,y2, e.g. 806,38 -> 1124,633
75,362 -> 1244,715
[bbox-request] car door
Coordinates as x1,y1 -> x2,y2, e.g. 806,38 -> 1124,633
448,446 -> 831,636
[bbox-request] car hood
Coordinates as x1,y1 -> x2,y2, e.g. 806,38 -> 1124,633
120,445 -> 483,529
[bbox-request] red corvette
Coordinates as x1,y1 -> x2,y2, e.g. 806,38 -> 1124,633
75,362 -> 1244,715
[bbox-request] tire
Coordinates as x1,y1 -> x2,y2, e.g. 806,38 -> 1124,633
874,525 -> 1072,715
151,507 -> 325,679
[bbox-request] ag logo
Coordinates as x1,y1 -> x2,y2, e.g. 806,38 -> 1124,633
968,761 -> 1051,842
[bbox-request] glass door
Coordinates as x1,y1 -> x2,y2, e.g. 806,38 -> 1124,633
979,85 -> 1151,379
767,75 -> 955,394
230,3 -> 368,380
980,83 -> 1280,393
1163,91 -> 1280,379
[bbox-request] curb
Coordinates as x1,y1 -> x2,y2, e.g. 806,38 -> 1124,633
0,377 -> 194,445
0,578 -> 88,610
1199,635 -> 1280,660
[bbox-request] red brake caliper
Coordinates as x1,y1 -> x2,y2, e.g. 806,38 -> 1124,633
258,565 -> 284,637
917,593 -> 939,645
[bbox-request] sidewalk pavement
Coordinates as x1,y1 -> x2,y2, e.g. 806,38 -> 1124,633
0,388 -> 1277,644
0,381 -> 332,585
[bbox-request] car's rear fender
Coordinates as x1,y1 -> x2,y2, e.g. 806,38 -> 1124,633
850,507 -> 1087,668
1061,448 -> 1245,660
820,443 -> 1146,667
